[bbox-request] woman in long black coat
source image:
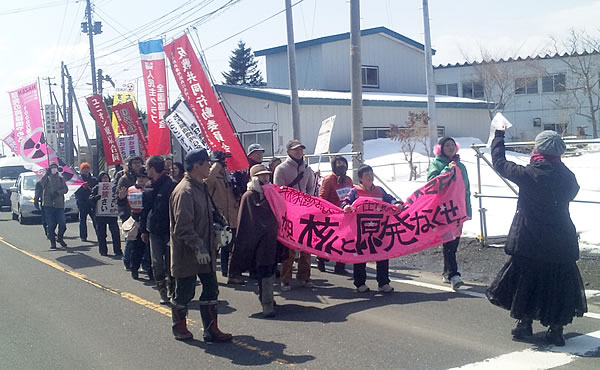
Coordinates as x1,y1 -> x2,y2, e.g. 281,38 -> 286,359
487,129 -> 587,346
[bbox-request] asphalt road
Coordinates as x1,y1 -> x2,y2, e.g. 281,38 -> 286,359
1,210 -> 599,369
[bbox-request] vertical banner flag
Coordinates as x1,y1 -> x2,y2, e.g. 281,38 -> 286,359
87,94 -> 123,166
164,34 -> 248,171
313,115 -> 336,155
111,81 -> 137,136
9,82 -> 82,184
2,130 -> 19,154
139,39 -> 170,155
112,100 -> 148,158
164,99 -> 208,153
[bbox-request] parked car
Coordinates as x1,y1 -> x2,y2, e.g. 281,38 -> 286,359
0,157 -> 30,209
10,172 -> 79,224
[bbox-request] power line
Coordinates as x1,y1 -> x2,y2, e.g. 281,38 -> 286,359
0,1 -> 70,16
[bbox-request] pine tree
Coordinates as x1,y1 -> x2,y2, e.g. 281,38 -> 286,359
222,40 -> 264,86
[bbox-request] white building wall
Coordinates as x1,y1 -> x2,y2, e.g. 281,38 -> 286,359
221,92 -> 490,155
435,54 -> 600,140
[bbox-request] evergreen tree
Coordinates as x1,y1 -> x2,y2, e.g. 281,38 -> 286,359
222,40 -> 264,86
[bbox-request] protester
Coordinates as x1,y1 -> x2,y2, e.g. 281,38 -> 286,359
486,129 -> 587,346
268,157 -> 282,183
74,162 -> 98,242
33,180 -> 48,236
342,164 -> 403,293
172,162 -> 185,183
231,143 -> 265,200
318,155 -> 353,274
124,169 -> 153,280
427,137 -> 471,290
230,164 -> 286,317
90,172 -> 122,257
169,148 -> 232,342
206,150 -> 239,280
140,156 -> 176,305
164,156 -> 173,177
274,139 -> 316,291
40,162 -> 69,249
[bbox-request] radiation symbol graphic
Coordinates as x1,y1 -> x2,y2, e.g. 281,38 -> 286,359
20,128 -> 49,163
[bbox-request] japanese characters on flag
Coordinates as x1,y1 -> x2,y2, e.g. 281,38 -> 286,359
163,34 -> 248,171
164,99 -> 207,153
86,94 -> 123,166
96,182 -> 118,217
263,168 -> 470,264
139,39 -> 170,155
111,85 -> 137,137
2,130 -> 19,154
112,100 -> 148,158
117,135 -> 141,159
9,82 -> 82,184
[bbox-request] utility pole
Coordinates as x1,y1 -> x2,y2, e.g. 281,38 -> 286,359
350,0 -> 364,183
82,0 -> 102,174
422,0 -> 438,155
61,62 -> 67,162
284,0 -> 301,141
67,72 -> 74,167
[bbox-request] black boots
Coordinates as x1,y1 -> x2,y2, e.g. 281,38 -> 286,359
546,325 -> 565,346
511,319 -> 533,340
57,235 -> 67,248
50,238 -> 57,249
171,307 -> 193,341
199,303 -> 232,342
317,259 -> 326,272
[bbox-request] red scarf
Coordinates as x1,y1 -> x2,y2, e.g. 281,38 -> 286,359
530,152 -> 561,163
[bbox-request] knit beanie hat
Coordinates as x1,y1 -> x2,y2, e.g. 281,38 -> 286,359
534,130 -> 566,156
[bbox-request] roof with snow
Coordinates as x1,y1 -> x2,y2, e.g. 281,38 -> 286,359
434,50 -> 600,69
254,26 -> 434,56
216,85 -> 489,109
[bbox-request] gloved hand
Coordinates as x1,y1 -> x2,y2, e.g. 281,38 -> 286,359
34,201 -> 40,210
192,240 -> 211,265
213,150 -> 227,165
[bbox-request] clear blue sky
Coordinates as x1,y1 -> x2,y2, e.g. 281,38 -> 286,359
1,0 -> 598,145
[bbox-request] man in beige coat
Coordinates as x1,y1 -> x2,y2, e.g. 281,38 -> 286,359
169,148 -> 232,343
273,139 -> 316,291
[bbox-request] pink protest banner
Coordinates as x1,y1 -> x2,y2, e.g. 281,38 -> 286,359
87,94 -> 123,166
2,130 -> 18,154
8,82 -> 82,184
263,168 -> 470,264
113,100 -> 148,158
163,34 -> 248,171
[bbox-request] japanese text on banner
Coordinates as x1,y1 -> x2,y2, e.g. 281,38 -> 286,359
86,94 -> 123,166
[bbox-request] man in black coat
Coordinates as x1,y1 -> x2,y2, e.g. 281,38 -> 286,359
140,155 -> 177,305
74,162 -> 98,242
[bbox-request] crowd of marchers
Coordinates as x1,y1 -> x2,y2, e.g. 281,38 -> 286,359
33,131 -> 587,346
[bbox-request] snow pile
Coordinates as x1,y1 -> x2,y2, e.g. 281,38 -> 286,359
317,137 -> 599,252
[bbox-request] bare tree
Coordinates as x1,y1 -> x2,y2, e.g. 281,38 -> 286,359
463,47 -> 545,121
388,111 -> 429,181
550,29 -> 600,139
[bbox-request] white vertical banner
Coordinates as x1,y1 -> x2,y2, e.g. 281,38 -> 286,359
96,182 -> 118,217
313,115 -> 336,155
164,100 -> 207,153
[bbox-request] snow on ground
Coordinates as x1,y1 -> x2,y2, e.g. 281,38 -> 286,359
314,137 -> 600,253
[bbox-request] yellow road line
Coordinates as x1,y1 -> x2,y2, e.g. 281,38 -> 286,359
0,236 -> 298,368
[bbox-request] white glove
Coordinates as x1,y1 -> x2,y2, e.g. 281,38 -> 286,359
192,240 -> 211,265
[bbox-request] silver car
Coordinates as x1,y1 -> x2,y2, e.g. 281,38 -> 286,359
10,172 -> 79,224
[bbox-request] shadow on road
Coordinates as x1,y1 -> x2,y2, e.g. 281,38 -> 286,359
182,335 -> 315,366
56,253 -> 109,269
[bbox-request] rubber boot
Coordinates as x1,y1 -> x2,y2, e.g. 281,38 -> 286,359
511,319 -> 533,340
199,303 -> 232,342
260,276 -> 275,318
157,279 -> 170,305
171,306 -> 193,341
57,234 -> 67,248
50,238 -> 57,249
546,325 -> 565,346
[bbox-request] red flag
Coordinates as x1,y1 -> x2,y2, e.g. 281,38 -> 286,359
164,34 -> 248,171
139,39 -> 170,155
113,100 -> 148,158
87,95 -> 123,166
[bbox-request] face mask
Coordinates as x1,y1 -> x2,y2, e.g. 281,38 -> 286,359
51,168 -> 58,175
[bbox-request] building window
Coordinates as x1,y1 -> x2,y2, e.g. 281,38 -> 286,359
436,83 -> 458,97
240,130 -> 274,157
542,73 -> 566,93
543,123 -> 568,134
363,127 -> 390,141
462,82 -> 484,99
515,78 -> 538,95
361,65 -> 379,88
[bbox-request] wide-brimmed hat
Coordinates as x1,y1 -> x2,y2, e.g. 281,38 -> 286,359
250,164 -> 271,177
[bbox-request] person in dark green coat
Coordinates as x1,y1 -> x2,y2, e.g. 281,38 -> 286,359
427,137 -> 472,290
